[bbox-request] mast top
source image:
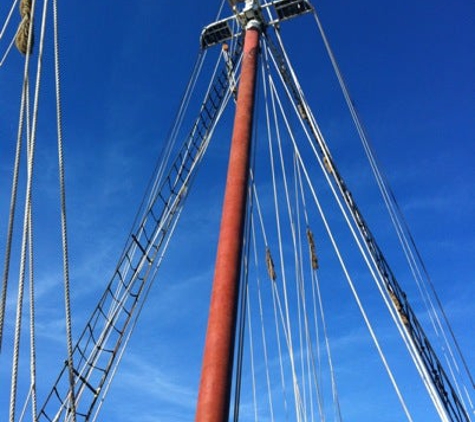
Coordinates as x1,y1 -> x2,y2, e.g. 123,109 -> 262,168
201,0 -> 313,49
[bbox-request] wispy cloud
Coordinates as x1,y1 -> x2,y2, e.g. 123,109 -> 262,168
104,352 -> 198,421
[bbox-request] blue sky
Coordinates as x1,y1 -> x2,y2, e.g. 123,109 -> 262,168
0,0 -> 474,421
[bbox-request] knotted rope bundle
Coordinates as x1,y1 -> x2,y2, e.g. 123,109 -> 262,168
15,0 -> 33,55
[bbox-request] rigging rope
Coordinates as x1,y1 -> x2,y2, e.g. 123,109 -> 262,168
266,54 -> 303,422
295,156 -> 343,422
250,215 -> 276,421
0,0 -> 19,39
264,42 -> 417,419
306,228 -> 318,270
0,0 -> 20,66
258,52 -> 291,420
265,28 -> 467,418
268,70 -> 332,421
0,85 -> 26,351
27,210 -> 38,421
246,282 -> 260,422
293,161 -> 324,422
53,0 -> 77,418
233,175 -> 255,422
10,0 -> 48,414
311,6 -> 474,403
241,41 -> 332,421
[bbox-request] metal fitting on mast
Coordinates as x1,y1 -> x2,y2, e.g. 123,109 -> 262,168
202,0 -> 312,49
237,0 -> 264,29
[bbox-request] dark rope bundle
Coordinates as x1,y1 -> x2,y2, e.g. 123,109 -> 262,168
265,247 -> 277,281
306,227 -> 319,270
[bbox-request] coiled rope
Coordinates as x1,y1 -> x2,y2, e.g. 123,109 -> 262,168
15,0 -> 33,55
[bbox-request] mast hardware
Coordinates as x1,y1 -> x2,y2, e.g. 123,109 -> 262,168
201,20 -> 234,49
200,0 -> 313,49
273,0 -> 312,21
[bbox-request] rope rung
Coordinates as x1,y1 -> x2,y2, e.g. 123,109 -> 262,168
66,361 -> 99,396
131,235 -> 152,264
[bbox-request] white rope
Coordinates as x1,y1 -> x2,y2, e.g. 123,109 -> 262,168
265,30 -> 452,417
264,41 -> 417,419
0,85 -> 27,350
259,49 -> 291,419
10,0 -> 46,417
268,67 -> 336,421
0,18 -> 23,67
292,179 -> 310,420
53,0 -> 77,418
270,276 -> 292,419
311,8 -> 473,411
313,269 -> 343,421
264,38 -> 337,420
294,157 -> 324,421
293,157 -> 325,422
266,49 -> 303,421
245,281 -> 259,422
215,0 -> 227,20
295,160 -> 343,421
274,27 -> 454,419
261,60 -> 292,415
0,0 -> 19,39
0,0 -> 22,67
27,210 -> 38,420
249,215 -> 275,421
294,139 -> 416,422
18,384 -> 32,422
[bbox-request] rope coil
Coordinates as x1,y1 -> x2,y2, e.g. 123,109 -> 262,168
15,0 -> 33,55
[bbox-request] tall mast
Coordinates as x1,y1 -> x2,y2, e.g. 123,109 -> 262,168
195,5 -> 261,421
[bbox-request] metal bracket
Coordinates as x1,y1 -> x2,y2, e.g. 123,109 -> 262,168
201,0 -> 313,50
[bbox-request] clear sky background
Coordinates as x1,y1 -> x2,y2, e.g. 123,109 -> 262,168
0,0 -> 474,421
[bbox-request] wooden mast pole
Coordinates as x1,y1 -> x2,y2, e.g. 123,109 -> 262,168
195,19 -> 261,422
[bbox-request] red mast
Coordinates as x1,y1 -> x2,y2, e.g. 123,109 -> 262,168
195,20 -> 261,422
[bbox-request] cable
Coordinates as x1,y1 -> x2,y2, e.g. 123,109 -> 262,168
53,0 -> 77,418
10,0 -> 46,417
266,52 -> 303,422
295,160 -> 343,421
0,82 -> 27,352
264,44 -> 416,419
0,0 -> 19,39
249,214 -> 276,421
312,5 -> 474,402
